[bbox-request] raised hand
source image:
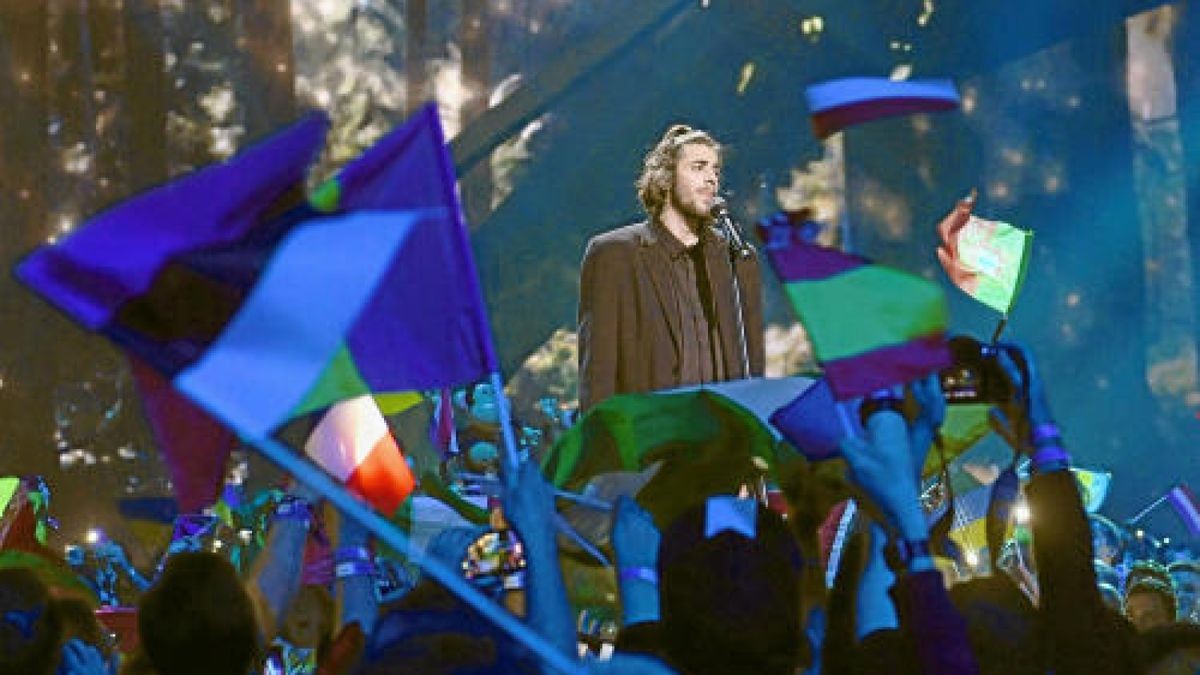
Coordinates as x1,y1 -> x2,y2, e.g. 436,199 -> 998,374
841,409 -> 925,540
58,638 -> 112,675
907,374 -> 946,477
611,496 -> 660,570
989,342 -> 1054,454
500,459 -> 556,549
935,190 -> 979,289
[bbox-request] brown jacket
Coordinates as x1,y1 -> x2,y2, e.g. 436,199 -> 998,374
577,220 -> 765,411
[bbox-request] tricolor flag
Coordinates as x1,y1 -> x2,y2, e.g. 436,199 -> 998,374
304,395 -> 415,514
16,104 -> 497,506
1167,484 -> 1200,537
805,77 -> 960,140
936,197 -> 1033,315
764,242 -> 951,399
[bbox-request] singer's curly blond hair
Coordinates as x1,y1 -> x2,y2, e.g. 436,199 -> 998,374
637,124 -> 720,218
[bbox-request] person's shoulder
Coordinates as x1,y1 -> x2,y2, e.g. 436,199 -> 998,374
583,222 -> 652,262
587,221 -> 651,249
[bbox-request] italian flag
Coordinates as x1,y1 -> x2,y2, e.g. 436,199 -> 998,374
304,395 -> 415,514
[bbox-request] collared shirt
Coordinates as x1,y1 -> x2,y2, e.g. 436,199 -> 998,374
652,219 -> 726,386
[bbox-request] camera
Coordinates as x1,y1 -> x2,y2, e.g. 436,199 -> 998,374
462,530 -> 526,581
939,335 -> 1025,404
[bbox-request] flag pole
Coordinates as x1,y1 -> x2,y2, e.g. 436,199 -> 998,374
430,101 -> 522,476
457,472 -> 613,511
1127,492 -> 1170,525
244,433 -> 584,675
990,315 -> 1008,344
490,372 -> 523,477
487,371 -> 612,567
835,401 -> 860,439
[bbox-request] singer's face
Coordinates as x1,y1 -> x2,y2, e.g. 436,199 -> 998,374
669,143 -> 720,222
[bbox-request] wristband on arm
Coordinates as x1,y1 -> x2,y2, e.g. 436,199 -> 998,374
272,497 -> 313,528
617,566 -> 659,586
334,546 -> 376,580
1030,422 -> 1062,449
883,538 -> 932,574
335,561 -> 377,579
502,570 -> 527,591
334,546 -> 372,564
859,388 -> 905,427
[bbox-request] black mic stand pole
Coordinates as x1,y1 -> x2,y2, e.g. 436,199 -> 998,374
718,214 -> 753,379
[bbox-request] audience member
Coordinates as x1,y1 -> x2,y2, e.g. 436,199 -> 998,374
1127,577 -> 1179,633
1168,560 -> 1200,622
128,551 -> 261,675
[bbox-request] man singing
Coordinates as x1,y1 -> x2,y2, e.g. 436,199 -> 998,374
577,124 -> 765,411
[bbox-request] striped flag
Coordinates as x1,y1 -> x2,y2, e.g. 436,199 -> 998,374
20,114 -> 325,512
805,77 -> 960,140
764,242 -> 951,399
304,396 -> 415,514
16,104 -> 497,508
1167,484 -> 1200,537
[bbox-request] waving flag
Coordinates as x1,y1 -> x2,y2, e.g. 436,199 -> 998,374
16,116 -> 325,510
805,77 -> 960,140
542,389 -> 781,531
1168,484 -> 1200,537
936,197 -> 1033,315
765,242 -> 951,399
130,357 -> 236,512
16,113 -> 327,331
305,395 -> 415,514
18,103 -> 497,479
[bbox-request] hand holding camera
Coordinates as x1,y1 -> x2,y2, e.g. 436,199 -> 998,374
938,335 -> 1029,406
974,341 -> 1055,456
842,401 -> 927,541
462,529 -> 526,581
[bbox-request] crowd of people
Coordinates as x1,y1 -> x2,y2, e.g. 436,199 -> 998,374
1,342 -> 1198,674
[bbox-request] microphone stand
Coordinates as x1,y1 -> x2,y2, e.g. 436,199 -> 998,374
711,204 -> 754,379
728,250 -> 751,379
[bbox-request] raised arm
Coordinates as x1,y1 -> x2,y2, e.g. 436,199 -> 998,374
842,384 -> 978,675
501,459 -> 578,664
992,344 -> 1139,674
247,486 -> 314,641
331,509 -> 378,637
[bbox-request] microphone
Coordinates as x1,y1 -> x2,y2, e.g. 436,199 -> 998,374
709,197 -> 754,259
